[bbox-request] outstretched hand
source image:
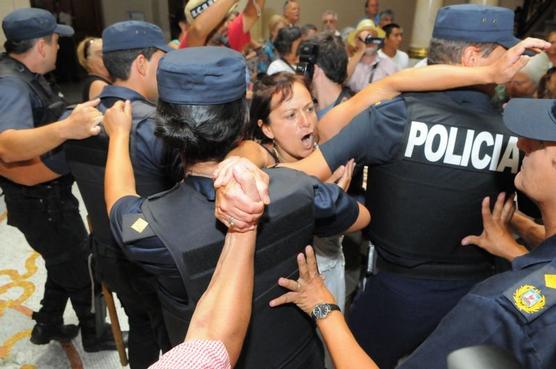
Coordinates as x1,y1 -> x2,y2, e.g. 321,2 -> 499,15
269,246 -> 336,315
461,192 -> 528,261
64,98 -> 103,139
489,37 -> 551,84
326,159 -> 355,191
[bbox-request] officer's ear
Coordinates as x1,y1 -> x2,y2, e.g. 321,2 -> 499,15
258,119 -> 274,140
35,38 -> 47,58
461,45 -> 482,67
134,54 -> 148,77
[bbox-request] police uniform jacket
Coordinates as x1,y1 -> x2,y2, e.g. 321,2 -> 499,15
109,168 -> 360,368
399,235 -> 556,369
64,85 -> 181,257
320,89 -> 518,279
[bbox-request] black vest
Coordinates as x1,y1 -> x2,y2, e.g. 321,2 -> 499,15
0,54 -> 65,127
368,92 -> 518,277
64,98 -> 177,255
141,168 -> 322,369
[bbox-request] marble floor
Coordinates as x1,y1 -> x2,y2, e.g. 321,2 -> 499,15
0,187 -> 129,369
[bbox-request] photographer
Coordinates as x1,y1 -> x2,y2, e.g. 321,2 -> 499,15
346,19 -> 397,92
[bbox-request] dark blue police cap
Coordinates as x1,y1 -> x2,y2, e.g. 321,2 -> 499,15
157,47 -> 246,105
102,21 -> 172,53
504,99 -> 556,142
2,8 -> 74,42
433,5 -> 519,49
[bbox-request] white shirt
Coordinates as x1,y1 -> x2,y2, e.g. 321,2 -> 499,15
347,53 -> 399,92
267,59 -> 296,75
378,49 -> 409,70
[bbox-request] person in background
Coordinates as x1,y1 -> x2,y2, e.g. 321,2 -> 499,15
256,14 -> 288,76
505,59 -> 545,98
76,37 -> 111,101
179,0 -> 264,52
377,9 -> 394,28
322,10 -> 339,34
364,0 -> 380,24
301,24 -> 318,41
267,26 -> 302,75
346,20 -> 398,92
283,0 -> 300,26
378,23 -> 409,70
537,66 -> 556,98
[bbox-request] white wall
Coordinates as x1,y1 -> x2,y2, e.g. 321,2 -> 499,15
100,0 -> 170,39
0,0 -> 31,51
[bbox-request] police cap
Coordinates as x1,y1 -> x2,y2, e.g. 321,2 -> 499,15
102,21 -> 172,53
2,8 -> 74,42
157,47 -> 246,105
503,99 -> 556,142
432,5 -> 519,49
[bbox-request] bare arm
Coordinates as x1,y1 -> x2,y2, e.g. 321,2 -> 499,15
187,0 -> 239,47
0,99 -> 103,163
270,246 -> 379,369
88,80 -> 108,100
242,0 -> 264,33
320,37 -> 551,142
0,157 -> 60,186
227,140 -> 274,168
104,100 -> 137,215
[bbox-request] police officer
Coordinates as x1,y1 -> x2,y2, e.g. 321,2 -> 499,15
398,97 -> 556,369
257,5 -> 532,368
103,47 -> 370,369
64,21 -> 176,368
0,8 -> 116,350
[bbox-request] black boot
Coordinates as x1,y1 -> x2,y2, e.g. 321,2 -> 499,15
81,321 -> 118,352
30,312 -> 78,345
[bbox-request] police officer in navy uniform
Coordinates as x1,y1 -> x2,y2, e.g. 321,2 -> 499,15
237,5 -> 529,368
64,21 -> 177,368
103,47 -> 370,369
398,97 -> 556,369
0,8 -> 117,350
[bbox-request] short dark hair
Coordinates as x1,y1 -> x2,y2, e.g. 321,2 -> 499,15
383,23 -> 401,38
428,38 -> 497,65
155,98 -> 247,169
301,24 -> 318,38
313,32 -> 348,84
4,34 -> 53,54
103,47 -> 158,81
246,72 -> 307,144
273,26 -> 302,57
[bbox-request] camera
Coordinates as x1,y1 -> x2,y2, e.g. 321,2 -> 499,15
363,35 -> 384,48
295,42 -> 319,81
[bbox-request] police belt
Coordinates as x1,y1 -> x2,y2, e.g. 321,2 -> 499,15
0,175 -> 73,197
376,254 -> 495,280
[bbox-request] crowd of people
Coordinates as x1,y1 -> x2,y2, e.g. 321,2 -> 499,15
1,1 -> 556,369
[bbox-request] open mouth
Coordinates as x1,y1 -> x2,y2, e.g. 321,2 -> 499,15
301,132 -> 315,149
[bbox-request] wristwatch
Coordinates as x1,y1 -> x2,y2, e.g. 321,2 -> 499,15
311,303 -> 341,320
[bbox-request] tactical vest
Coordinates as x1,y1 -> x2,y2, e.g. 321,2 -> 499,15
141,168 -> 322,369
65,98 -> 175,254
0,54 -> 65,126
367,92 -> 518,277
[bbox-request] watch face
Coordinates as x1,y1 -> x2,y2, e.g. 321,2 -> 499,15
313,304 -> 331,319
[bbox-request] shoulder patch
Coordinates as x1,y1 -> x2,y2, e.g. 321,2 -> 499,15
121,213 -> 155,243
503,263 -> 556,322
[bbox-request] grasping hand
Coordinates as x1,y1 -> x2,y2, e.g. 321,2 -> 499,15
269,246 -> 336,315
103,100 -> 132,137
63,98 -> 103,139
461,192 -> 528,261
326,159 -> 355,191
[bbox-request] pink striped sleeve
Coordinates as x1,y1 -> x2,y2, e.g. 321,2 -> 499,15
149,340 -> 231,369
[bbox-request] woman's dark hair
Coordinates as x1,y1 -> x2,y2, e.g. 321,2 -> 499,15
155,98 -> 248,169
273,26 -> 302,57
245,72 -> 308,144
537,67 -> 556,99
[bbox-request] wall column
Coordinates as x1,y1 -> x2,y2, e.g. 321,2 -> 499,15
408,0 -> 443,59
469,0 -> 500,5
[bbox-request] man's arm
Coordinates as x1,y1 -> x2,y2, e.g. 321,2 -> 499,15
0,157 -> 59,186
319,37 -> 551,142
242,0 -> 264,33
186,0 -> 239,47
0,99 -> 103,163
270,246 -> 379,369
104,100 -> 138,214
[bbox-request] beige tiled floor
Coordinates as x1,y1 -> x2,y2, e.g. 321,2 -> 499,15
0,186 -> 129,369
